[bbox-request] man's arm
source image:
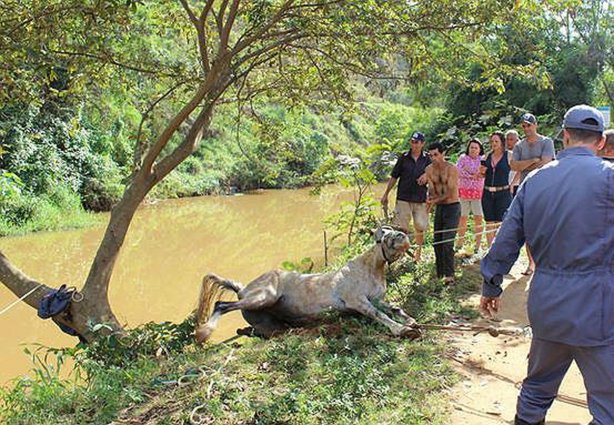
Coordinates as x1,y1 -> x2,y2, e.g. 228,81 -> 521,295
424,165 -> 436,205
380,177 -> 398,207
480,187 -> 526,315
533,138 -> 555,169
510,157 -> 540,172
510,144 -> 539,172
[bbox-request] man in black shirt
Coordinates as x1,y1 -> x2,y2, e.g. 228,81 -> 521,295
381,132 -> 431,261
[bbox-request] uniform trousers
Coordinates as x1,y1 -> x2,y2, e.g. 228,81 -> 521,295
516,337 -> 614,425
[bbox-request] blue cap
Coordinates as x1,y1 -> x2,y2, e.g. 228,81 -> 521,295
521,113 -> 537,124
563,104 -> 605,132
411,132 -> 425,142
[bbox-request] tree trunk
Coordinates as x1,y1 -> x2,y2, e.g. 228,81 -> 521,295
0,102 -> 217,342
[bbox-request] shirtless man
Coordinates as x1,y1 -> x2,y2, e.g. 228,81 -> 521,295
425,142 -> 460,284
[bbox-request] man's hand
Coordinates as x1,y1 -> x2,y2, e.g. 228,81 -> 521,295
417,173 -> 428,185
380,194 -> 388,208
480,296 -> 501,318
525,157 -> 542,171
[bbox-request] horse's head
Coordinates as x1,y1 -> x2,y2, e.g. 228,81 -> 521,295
374,226 -> 410,263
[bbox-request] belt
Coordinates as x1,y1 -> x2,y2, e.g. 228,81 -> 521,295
484,185 -> 510,192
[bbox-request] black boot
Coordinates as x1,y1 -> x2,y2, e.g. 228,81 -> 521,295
514,415 -> 545,425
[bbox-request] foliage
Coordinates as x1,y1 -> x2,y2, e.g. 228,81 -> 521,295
83,318 -> 197,370
314,154 -> 379,246
435,0 -> 613,152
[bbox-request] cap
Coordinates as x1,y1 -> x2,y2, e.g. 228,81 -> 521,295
521,113 -> 537,125
411,132 -> 425,142
562,104 -> 605,132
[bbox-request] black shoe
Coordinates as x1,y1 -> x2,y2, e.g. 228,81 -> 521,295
514,415 -> 545,425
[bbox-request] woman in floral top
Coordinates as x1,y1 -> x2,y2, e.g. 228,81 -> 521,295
456,138 -> 485,253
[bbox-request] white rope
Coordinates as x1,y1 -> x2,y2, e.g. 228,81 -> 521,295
418,226 -> 500,248
0,284 -> 44,316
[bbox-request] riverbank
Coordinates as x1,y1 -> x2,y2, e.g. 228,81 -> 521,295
0,186 -> 384,384
0,247 -> 483,424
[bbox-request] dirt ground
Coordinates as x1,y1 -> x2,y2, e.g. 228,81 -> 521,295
445,257 -> 592,425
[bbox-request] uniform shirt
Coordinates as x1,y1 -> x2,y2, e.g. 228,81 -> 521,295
481,146 -> 614,347
512,135 -> 556,182
391,151 -> 431,203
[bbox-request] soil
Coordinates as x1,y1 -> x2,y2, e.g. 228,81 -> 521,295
445,257 -> 591,425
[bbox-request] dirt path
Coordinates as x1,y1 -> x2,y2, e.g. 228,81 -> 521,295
445,257 -> 591,425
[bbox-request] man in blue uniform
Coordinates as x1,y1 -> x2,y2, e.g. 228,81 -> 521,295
480,105 -> 613,425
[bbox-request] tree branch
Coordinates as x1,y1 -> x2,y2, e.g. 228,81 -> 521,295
214,0 -> 230,40
48,49 -> 175,77
234,31 -> 305,69
179,0 -> 198,26
197,0 -> 217,72
134,79 -> 190,170
140,61 -> 225,174
153,102 -> 216,181
0,250 -> 50,311
220,0 -> 240,51
232,0 -> 295,55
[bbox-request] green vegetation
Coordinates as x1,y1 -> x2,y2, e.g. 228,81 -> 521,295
0,98 -> 440,237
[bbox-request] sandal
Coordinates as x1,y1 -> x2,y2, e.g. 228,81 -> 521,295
443,277 -> 456,286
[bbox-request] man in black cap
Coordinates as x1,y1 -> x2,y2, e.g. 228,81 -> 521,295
510,113 -> 555,275
381,131 -> 431,261
481,104 -> 613,425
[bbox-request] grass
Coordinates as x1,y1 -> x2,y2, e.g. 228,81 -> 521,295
0,243 -> 485,425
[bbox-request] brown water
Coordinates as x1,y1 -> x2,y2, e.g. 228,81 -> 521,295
0,185 -> 381,384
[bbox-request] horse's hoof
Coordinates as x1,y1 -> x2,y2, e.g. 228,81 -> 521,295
195,324 -> 214,344
237,327 -> 255,337
400,326 -> 422,340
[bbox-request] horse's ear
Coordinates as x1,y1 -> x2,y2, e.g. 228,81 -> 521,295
373,225 -> 393,242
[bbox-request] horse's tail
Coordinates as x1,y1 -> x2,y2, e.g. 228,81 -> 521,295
194,273 -> 243,344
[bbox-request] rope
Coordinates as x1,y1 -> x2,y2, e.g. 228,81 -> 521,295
419,226 -> 500,249
417,323 -> 525,337
188,348 -> 236,425
383,207 -> 504,236
0,284 -> 44,316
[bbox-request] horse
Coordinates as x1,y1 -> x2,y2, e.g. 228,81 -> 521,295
194,226 -> 420,342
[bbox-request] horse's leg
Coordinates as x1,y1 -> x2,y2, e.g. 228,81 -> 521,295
377,300 -> 416,325
240,310 -> 289,339
195,288 -> 279,343
346,296 -> 420,339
